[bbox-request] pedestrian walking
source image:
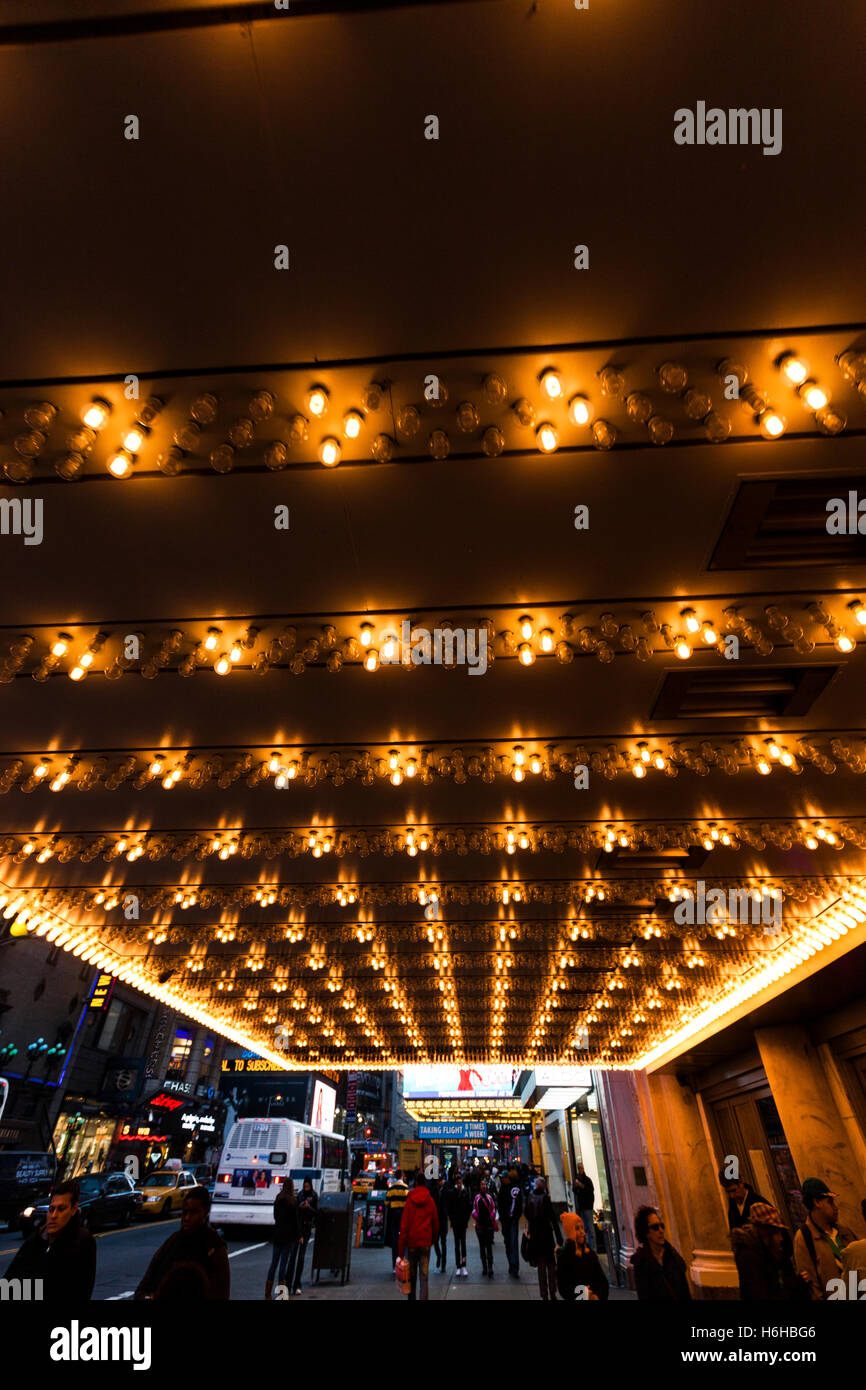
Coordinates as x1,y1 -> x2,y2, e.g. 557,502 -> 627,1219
398,1170 -> 439,1301
732,1203 -> 811,1302
3,1179 -> 96,1303
497,1171 -> 524,1278
433,1174 -> 450,1272
472,1178 -> 497,1276
793,1177 -> 858,1300
135,1187 -> 229,1300
292,1177 -> 318,1295
525,1176 -> 563,1300
556,1212 -> 608,1300
264,1178 -> 300,1300
574,1162 -> 596,1250
384,1169 -> 409,1271
630,1206 -> 692,1301
446,1173 -> 473,1276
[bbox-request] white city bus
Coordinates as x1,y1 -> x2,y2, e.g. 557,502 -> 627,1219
211,1118 -> 349,1229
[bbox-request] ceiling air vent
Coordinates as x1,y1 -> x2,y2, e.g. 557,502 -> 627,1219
711,476 -> 866,568
652,664 -> 838,719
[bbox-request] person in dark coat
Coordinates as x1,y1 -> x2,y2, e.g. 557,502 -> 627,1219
293,1177 -> 318,1294
265,1178 -> 300,1299
574,1163 -> 596,1250
525,1177 -> 563,1300
446,1174 -> 473,1276
472,1178 -> 498,1276
135,1187 -> 229,1300
433,1175 -> 450,1272
557,1212 -> 609,1301
719,1168 -> 770,1232
630,1206 -> 691,1301
498,1172 -> 524,1278
3,1179 -> 96,1303
732,1203 -> 811,1302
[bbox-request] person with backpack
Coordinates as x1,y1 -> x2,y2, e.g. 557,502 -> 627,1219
398,1170 -> 440,1300
472,1177 -> 497,1276
265,1177 -> 300,1299
292,1177 -> 318,1295
793,1177 -> 858,1299
525,1176 -> 563,1300
446,1173 -> 473,1277
384,1170 -> 409,1271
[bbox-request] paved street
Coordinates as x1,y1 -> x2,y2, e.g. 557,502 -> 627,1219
1,1217 -> 635,1302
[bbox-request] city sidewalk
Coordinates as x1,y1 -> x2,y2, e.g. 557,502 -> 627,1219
265,1240 -> 637,1302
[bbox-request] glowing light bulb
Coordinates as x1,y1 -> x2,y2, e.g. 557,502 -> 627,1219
848,600 -> 866,627
69,665 -> 85,681
107,449 -> 133,478
835,633 -> 855,653
364,649 -> 379,672
204,628 -> 220,651
799,382 -> 827,411
758,409 -> 785,439
122,426 -> 146,452
230,644 -> 243,662
518,643 -> 535,666
307,385 -> 329,417
780,353 -> 809,385
632,762 -> 646,778
681,608 -> 699,633
674,637 -> 691,660
319,437 -> 341,467
567,394 -> 593,426
382,634 -> 398,660
536,423 -> 558,453
540,369 -> 562,400
80,652 -> 94,668
51,638 -> 69,658
539,628 -> 554,653
343,411 -> 363,439
214,653 -> 231,675
701,622 -> 718,644
82,399 -> 111,430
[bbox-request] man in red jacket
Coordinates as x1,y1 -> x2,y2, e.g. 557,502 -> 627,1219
398,1170 -> 440,1300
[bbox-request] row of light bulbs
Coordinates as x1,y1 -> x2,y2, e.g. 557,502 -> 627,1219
3,732 -> 864,799
5,342 -> 862,483
4,596 -> 862,685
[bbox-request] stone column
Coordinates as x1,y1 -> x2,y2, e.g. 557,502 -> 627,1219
637,1071 -> 738,1298
595,1070 -> 661,1279
755,1025 -> 866,1233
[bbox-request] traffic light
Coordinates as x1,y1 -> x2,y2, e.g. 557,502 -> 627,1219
365,1127 -> 372,1138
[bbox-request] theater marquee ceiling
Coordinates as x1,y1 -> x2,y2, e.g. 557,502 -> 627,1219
1,0 -> 866,1070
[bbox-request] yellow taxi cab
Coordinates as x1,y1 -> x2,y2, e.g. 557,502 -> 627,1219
137,1167 -> 198,1217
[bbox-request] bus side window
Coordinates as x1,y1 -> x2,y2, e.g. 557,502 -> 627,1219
303,1133 -> 314,1167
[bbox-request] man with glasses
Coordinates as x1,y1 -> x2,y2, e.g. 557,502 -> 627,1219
793,1178 -> 858,1300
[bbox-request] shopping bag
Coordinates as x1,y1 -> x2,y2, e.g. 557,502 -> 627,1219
395,1256 -> 411,1294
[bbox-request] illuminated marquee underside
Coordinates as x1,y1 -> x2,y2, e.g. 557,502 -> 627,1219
3,876 -> 864,1069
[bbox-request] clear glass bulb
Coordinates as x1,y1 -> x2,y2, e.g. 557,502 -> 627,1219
343,411 -> 363,439
536,423 -> 558,453
82,399 -> 110,430
307,386 -> 329,417
567,394 -> 593,426
780,353 -> 809,385
799,383 -> 827,411
758,409 -> 785,439
319,437 -> 341,467
540,369 -> 562,400
107,449 -> 132,478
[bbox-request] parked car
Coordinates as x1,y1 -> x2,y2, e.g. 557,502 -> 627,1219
137,1167 -> 197,1216
19,1170 -> 141,1236
182,1163 -> 213,1187
0,1151 -> 57,1231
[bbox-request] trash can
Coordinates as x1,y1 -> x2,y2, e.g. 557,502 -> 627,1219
312,1191 -> 353,1285
362,1190 -> 387,1247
